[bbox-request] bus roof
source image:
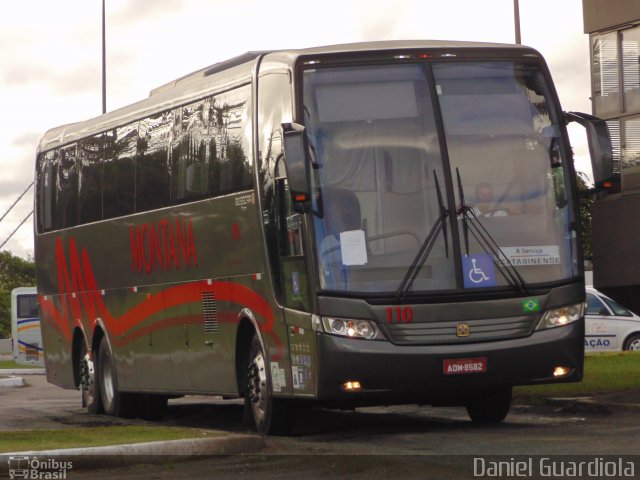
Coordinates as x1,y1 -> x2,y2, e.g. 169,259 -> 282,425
37,40 -> 536,152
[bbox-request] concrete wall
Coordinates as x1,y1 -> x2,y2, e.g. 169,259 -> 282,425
0,337 -> 12,355
583,0 -> 640,33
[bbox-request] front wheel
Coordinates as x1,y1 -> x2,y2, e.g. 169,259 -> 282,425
244,334 -> 294,435
465,387 -> 512,424
623,333 -> 640,351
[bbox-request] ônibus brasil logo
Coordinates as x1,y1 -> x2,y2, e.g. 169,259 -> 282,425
8,456 -> 72,480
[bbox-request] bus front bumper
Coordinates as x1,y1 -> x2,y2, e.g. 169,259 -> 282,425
314,320 -> 584,406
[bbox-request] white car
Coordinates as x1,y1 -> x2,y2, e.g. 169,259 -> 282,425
585,286 -> 640,351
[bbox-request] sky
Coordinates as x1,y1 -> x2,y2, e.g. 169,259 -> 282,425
0,0 -> 591,259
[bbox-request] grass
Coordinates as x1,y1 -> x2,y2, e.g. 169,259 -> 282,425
0,360 -> 41,369
0,426 -> 222,453
514,351 -> 640,403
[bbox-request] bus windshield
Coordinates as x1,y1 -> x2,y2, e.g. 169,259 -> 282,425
303,61 -> 576,295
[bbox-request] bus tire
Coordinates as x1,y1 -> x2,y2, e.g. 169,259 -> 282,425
96,336 -> 137,418
79,342 -> 102,414
465,386 -> 512,424
245,334 -> 294,435
623,333 -> 640,351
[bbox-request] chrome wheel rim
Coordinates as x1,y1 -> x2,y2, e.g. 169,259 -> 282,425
80,353 -> 96,405
102,353 -> 115,405
248,350 -> 268,426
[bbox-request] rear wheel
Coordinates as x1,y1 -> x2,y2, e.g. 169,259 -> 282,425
96,336 -> 137,418
244,334 -> 294,435
465,387 -> 512,424
623,333 -> 640,351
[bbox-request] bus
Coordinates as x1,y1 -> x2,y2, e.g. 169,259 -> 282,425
11,287 -> 44,367
34,40 -> 611,434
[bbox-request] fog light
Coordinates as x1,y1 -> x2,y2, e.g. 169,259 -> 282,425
553,366 -> 571,377
342,381 -> 362,392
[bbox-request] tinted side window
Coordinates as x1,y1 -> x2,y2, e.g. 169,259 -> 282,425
210,85 -> 253,195
17,295 -> 39,318
586,293 -> 609,316
137,112 -> 171,212
171,101 -> 210,204
78,134 -> 103,224
55,145 -> 78,230
602,296 -> 633,317
37,151 -> 56,233
103,125 -> 136,219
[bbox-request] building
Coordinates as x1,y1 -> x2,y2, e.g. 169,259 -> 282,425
584,0 -> 640,312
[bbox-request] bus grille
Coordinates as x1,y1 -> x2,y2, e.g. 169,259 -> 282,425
385,315 -> 536,345
202,292 -> 219,333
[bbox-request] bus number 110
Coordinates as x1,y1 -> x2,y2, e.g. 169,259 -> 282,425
386,306 -> 413,324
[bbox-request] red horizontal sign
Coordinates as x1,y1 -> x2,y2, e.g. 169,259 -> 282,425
443,357 -> 487,375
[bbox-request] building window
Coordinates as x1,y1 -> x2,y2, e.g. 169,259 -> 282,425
592,32 -> 620,117
622,26 -> 640,113
606,119 -> 621,175
622,116 -> 640,192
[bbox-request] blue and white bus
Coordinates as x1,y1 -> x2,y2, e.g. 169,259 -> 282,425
11,287 -> 44,367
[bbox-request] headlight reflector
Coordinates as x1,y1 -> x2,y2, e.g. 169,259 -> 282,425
322,317 -> 378,339
537,303 -> 584,330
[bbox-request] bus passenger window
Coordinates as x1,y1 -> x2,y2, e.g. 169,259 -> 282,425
172,101 -> 210,204
209,85 -> 253,195
55,145 -> 78,230
37,151 -> 56,233
78,134 -> 103,224
136,112 -> 172,212
103,125 -> 136,219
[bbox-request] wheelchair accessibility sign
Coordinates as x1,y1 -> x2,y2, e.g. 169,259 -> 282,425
462,253 -> 496,288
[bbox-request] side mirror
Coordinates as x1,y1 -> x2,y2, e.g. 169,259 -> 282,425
565,112 -> 614,189
282,122 -> 310,203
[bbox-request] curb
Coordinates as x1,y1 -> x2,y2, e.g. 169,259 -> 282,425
0,368 -> 45,375
545,396 -> 640,414
0,434 -> 266,471
0,376 -> 26,387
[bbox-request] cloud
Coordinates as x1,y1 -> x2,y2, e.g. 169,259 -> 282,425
3,64 -> 101,96
111,0 -> 185,25
12,132 -> 42,149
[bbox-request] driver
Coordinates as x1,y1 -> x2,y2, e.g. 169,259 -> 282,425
472,182 -> 509,217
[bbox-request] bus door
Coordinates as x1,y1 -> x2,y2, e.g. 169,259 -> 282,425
275,176 -> 316,396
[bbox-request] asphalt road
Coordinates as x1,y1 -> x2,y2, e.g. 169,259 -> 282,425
2,375 -> 639,479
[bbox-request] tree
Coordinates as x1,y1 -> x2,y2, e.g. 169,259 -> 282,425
0,251 -> 36,338
576,172 -> 594,261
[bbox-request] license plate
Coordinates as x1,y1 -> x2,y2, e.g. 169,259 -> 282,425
443,357 -> 487,375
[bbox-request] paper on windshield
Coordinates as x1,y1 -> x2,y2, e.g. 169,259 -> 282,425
340,230 -> 368,266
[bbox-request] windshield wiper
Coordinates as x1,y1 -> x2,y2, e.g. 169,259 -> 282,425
395,171 -> 449,303
455,168 -> 529,295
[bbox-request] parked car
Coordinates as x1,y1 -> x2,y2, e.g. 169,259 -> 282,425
585,286 -> 640,352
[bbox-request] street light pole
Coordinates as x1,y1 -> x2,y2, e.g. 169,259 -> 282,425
514,0 -> 521,45
102,0 -> 106,114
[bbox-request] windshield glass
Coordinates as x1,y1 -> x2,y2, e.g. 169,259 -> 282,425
303,61 -> 575,295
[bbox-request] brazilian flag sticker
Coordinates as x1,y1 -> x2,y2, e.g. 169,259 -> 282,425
522,299 -> 540,313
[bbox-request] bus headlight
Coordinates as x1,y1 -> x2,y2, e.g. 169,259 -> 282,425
321,317 -> 379,339
536,303 -> 584,330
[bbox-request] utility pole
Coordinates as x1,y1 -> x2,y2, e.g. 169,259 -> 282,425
514,0 -> 522,45
102,0 -> 107,114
